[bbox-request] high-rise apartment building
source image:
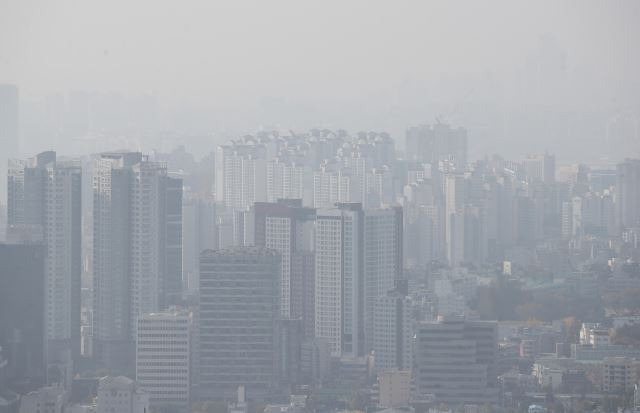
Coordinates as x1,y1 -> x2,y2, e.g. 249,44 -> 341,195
615,159 -> 640,232
403,176 -> 442,268
136,310 -> 191,412
313,165 -> 356,209
314,203 -> 403,358
443,174 -> 465,266
414,316 -> 498,405
522,153 -> 555,184
405,123 -> 468,170
182,193 -> 217,293
266,159 -> 307,204
93,152 -> 182,371
365,165 -> 394,208
92,152 -> 139,368
198,247 -> 281,398
372,288 -> 412,372
363,207 -> 403,351
96,376 -> 149,413
7,152 -> 82,359
0,242 -> 46,393
215,143 -> 267,210
561,196 -> 583,240
253,200 -> 315,321
315,204 -> 364,357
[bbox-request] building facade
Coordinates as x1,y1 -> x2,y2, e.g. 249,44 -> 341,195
136,310 -> 191,412
314,204 -> 364,357
372,289 -> 412,372
414,317 -> 498,405
198,247 -> 281,398
96,376 -> 149,413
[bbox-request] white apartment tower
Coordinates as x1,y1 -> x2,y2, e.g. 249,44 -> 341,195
130,161 -> 184,323
314,203 -> 403,358
182,193 -> 217,293
215,143 -> 267,211
253,200 -> 315,321
7,151 -> 82,358
443,174 -> 465,267
266,159 -> 306,203
93,152 -> 182,372
313,165 -> 355,209
363,207 -> 403,351
315,204 -> 364,357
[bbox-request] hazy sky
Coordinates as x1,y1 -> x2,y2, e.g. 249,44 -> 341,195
2,1 -> 638,97
1,0 -> 639,160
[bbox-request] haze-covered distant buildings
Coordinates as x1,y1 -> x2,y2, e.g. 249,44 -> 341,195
3,124 -> 640,412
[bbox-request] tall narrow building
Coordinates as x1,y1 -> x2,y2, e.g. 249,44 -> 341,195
92,152 -> 182,371
266,159 -> 307,203
0,242 -> 46,393
443,173 -> 465,267
215,142 -> 267,210
7,152 -> 82,360
315,203 -> 364,357
363,207 -> 403,351
253,200 -> 315,322
182,193 -> 217,293
405,123 -> 468,171
615,159 -> 640,232
372,286 -> 412,372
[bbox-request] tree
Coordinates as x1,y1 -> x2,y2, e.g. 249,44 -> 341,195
603,289 -> 640,312
612,324 -> 640,345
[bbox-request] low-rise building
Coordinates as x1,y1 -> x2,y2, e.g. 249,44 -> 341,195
18,386 -> 66,413
580,323 -> 610,347
532,363 -> 563,390
228,386 -> 248,413
96,376 -> 148,413
602,357 -> 636,393
378,370 -> 411,408
571,343 -> 640,361
64,404 -> 96,413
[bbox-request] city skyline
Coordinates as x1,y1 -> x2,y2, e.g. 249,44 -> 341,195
1,2 -> 640,413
